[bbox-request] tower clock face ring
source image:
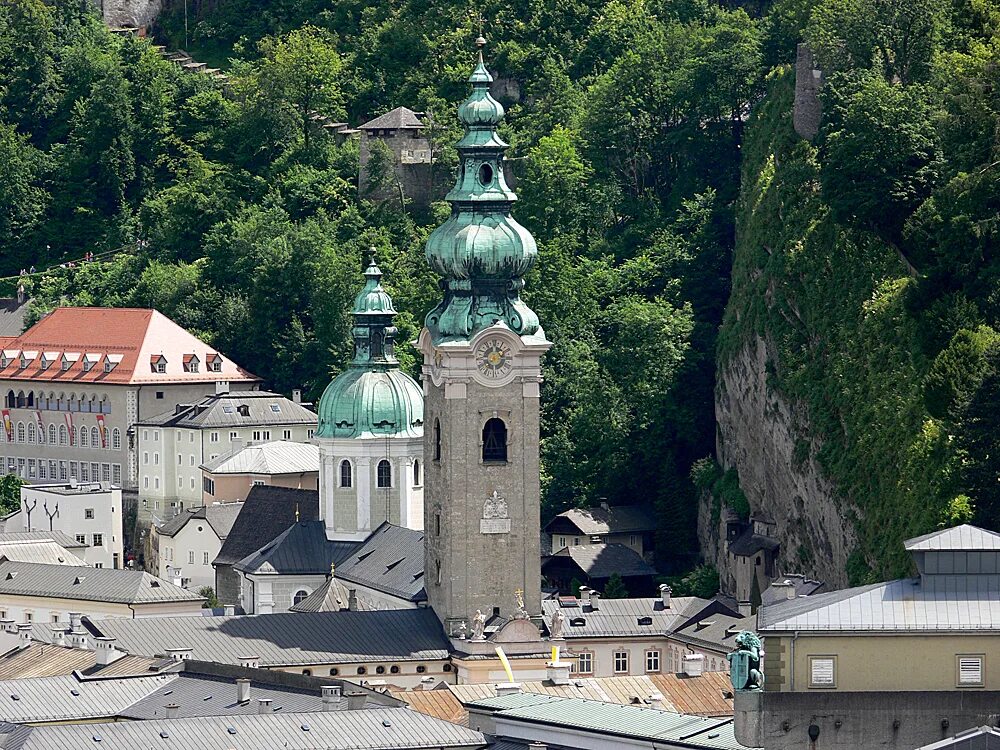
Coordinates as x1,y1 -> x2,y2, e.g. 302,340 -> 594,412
475,337 -> 514,381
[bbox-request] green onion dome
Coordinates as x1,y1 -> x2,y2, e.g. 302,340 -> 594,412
316,250 -> 423,440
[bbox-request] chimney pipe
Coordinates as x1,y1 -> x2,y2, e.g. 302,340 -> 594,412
165,704 -> 180,720
348,590 -> 358,612
16,623 -> 31,643
236,678 -> 251,703
546,660 -> 570,686
579,586 -> 590,603
345,692 -> 366,711
51,626 -> 68,647
589,591 -> 600,610
257,698 -> 272,714
292,389 -> 302,404
659,583 -> 672,609
495,683 -> 522,697
69,612 -> 83,634
95,636 -> 123,666
738,601 -> 752,618
169,567 -> 182,588
783,579 -> 797,600
683,653 -> 705,678
238,656 -> 259,669
419,676 -> 435,691
322,686 -> 341,711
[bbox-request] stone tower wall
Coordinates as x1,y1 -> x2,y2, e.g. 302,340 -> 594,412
358,131 -> 434,209
793,43 -> 824,141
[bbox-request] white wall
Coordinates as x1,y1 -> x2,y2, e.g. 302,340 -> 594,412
18,484 -> 122,569
157,518 -> 224,591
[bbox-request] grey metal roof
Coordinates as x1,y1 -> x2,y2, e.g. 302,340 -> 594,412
289,576 -> 374,613
914,725 -> 1000,749
0,540 -> 87,566
215,486 -> 319,566
0,673 -> 172,723
727,529 -> 779,557
758,576 -> 1000,632
0,531 -> 87,550
336,523 -> 426,602
158,503 -> 244,539
540,597 -> 708,638
545,505 -> 656,535
202,440 -> 319,475
485,694 -> 749,749
360,106 -> 425,130
905,524 -> 1000,551
89,609 -> 450,666
0,561 -> 203,604
0,298 -> 29,338
5,708 -> 486,750
139,391 -> 317,429
761,574 -> 825,606
669,611 -> 749,653
234,521 -> 358,575
543,543 -> 657,579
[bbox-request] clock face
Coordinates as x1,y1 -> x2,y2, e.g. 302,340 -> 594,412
475,338 -> 513,380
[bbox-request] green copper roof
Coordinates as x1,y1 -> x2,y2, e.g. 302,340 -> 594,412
316,250 -> 423,439
423,41 -> 543,343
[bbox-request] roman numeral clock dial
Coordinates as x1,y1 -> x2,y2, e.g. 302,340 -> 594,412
475,338 -> 513,381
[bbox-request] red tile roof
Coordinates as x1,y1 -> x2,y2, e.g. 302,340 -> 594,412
0,308 -> 258,386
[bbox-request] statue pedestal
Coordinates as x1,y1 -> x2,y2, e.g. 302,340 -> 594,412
734,690 -> 764,748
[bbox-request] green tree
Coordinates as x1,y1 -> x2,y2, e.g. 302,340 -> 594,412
198,586 -> 221,608
603,572 -> 629,599
956,345 -> 1000,528
0,123 -> 49,253
0,474 -> 25,516
518,126 -> 593,239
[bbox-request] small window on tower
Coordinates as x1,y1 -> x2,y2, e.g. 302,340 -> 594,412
433,419 -> 441,461
340,460 -> 352,488
482,418 -> 507,463
477,162 -> 494,186
377,459 -> 392,488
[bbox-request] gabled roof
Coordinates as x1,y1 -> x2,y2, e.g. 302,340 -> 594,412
289,574 -> 373,613
0,642 -> 157,680
203,440 -> 319,475
0,674 -> 169,723
0,531 -> 87,550
761,574 -> 824,606
546,505 -> 657,535
0,540 -> 87,566
905,524 -> 1000,551
669,610 -> 749,653
234,521 -> 357,576
359,106 -> 425,130
89,609 -> 451,666
0,561 -> 204,605
449,675 -> 679,712
539,596 -> 712,639
214,487 -> 319,567
140,391 -> 316,429
336,523 -> 426,602
0,297 -> 29,337
157,503 -> 244,540
543,543 -> 657,579
728,528 -> 779,557
0,308 -> 257,385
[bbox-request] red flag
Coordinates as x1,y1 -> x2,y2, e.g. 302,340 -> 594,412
96,414 -> 106,448
64,412 -> 75,446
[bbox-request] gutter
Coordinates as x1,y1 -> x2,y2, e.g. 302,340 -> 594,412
788,630 -> 800,691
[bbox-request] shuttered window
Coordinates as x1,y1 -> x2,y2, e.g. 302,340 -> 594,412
809,656 -> 836,688
957,656 -> 984,686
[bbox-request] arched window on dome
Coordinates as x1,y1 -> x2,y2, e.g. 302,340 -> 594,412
413,459 -> 420,486
339,460 -> 352,488
433,419 -> 441,461
377,459 -> 392,488
482,418 -> 507,463
293,589 -> 309,606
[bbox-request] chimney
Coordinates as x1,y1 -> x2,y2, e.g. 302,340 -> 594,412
69,612 -> 83,634
257,698 -> 272,715
0,619 -> 14,634
231,438 -> 244,455
599,499 -> 610,512
578,586 -> 590,603
236,678 -> 251,703
169,568 -> 183,588
779,579 -> 798,600
165,647 -> 192,661
528,744 -> 548,750
165,704 -> 180,720
419,676 -> 435,691
546,660 -> 570,686
223,605 -> 235,616
51,626 -> 68,647
589,591 -> 600,610
322,685 -> 341,711
215,381 -> 230,395
348,590 -> 358,611
95,636 -> 124,666
292,389 -> 302,404
238,656 -> 259,669
738,600 -> 752,617
345,691 -> 366,711
683,653 -> 705,678
495,683 -> 522,697
16,623 -> 31,643
659,583 -> 672,609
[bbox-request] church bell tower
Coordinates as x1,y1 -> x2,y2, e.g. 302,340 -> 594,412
419,38 -> 551,634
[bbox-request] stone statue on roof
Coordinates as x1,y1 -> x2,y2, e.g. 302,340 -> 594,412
471,609 -> 486,640
549,609 -> 565,640
727,630 -> 764,692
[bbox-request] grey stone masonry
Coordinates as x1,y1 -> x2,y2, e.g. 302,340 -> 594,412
793,43 -> 824,141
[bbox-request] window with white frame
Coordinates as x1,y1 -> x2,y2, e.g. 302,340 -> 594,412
576,651 -> 593,674
85,508 -> 94,520
613,650 -> 629,674
957,655 -> 984,687
188,550 -> 195,565
112,464 -> 121,484
93,533 -> 103,547
645,650 -> 661,673
203,551 -> 209,565
210,432 -> 218,443
283,429 -> 291,440
809,656 -> 836,688
75,534 -> 86,545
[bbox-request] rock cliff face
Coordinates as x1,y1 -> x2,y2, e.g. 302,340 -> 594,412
706,334 -> 856,589
94,0 -> 162,31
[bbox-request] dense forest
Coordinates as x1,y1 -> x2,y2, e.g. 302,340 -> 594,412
0,0 -> 997,581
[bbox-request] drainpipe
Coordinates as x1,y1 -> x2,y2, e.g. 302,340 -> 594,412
788,631 -> 800,691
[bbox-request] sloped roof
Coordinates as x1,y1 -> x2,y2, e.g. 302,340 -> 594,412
360,106 -> 425,130
0,561 -> 204,605
0,530 -> 87,550
203,440 -> 319,475
905,524 -> 1000,551
669,611 -> 749,653
234,520 -> 357,575
546,505 -> 657,535
392,688 -> 468,724
0,540 -> 87,566
539,596 -> 710,639
761,574 -> 824,606
914,725 -> 1000,749
141,391 -> 316,428
157,503 -> 244,540
289,575 -> 374,613
648,672 -> 735,717
0,297 -> 29,337
758,575 -> 1000,632
450,675 -> 678,711
214,486 -> 319,567
0,674 -> 170,723
89,609 -> 451,666
728,528 -> 779,557
0,308 -> 257,385
336,523 -> 426,602
543,543 -> 657,579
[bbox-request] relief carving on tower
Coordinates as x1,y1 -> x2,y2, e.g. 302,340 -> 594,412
480,490 -> 511,534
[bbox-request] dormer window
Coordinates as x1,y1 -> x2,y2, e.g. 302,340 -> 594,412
39,354 -> 53,371
82,353 -> 99,373
61,353 -> 80,372
104,360 -> 112,373
207,354 -> 222,373
104,355 -> 122,373
150,355 -> 167,374
19,351 -> 36,370
183,354 -> 200,373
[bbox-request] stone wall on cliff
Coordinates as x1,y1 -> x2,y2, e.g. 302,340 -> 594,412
704,334 -> 857,589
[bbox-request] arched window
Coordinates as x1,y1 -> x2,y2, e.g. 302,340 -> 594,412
25,392 -> 33,408
339,460 -> 352,488
49,424 -> 56,444
433,419 -> 441,461
377,459 -> 392,488
293,589 -> 309,606
112,429 -> 121,451
91,427 -> 99,447
16,422 -> 25,443
413,459 -> 420,486
16,391 -> 25,408
482,418 -> 508,463
102,427 -> 109,448
4,391 -> 14,408
79,427 -> 88,447
58,425 -> 68,446
27,423 -> 35,444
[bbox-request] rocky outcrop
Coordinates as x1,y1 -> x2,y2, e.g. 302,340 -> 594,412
708,335 -> 856,589
96,0 -> 162,31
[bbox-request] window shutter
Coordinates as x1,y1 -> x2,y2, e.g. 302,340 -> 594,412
810,658 -> 835,686
959,657 -> 983,685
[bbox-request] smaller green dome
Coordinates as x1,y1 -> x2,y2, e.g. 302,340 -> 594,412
353,250 -> 396,315
458,57 -> 505,128
316,369 -> 423,439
